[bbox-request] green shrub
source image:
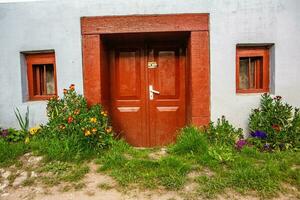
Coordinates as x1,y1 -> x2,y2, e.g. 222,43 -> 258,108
168,126 -> 208,155
249,94 -> 300,150
32,84 -> 114,161
205,116 -> 243,146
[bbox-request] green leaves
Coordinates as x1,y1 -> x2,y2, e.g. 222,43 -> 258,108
248,94 -> 300,150
206,116 -> 243,146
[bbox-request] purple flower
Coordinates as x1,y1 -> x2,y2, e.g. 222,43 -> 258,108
250,130 -> 267,139
1,129 -> 8,137
235,139 -> 247,150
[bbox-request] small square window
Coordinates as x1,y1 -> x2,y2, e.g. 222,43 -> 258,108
25,53 -> 57,100
236,47 -> 269,93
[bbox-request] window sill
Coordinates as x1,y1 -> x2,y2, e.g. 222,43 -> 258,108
28,95 -> 57,101
236,89 -> 269,95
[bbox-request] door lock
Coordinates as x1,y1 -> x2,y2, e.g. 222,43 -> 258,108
149,85 -> 160,100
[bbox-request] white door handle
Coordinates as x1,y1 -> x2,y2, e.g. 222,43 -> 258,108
149,85 -> 160,100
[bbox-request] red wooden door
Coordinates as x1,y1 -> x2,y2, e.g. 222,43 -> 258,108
110,43 -> 186,147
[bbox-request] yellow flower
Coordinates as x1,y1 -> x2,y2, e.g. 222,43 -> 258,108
84,130 -> 91,136
101,111 -> 108,117
25,137 -> 30,144
29,126 -> 41,135
90,117 -> 97,123
92,128 -> 97,133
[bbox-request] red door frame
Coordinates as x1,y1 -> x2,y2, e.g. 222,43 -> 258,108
81,14 -> 210,127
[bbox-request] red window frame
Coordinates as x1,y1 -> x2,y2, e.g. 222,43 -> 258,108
26,53 -> 57,100
236,46 -> 269,93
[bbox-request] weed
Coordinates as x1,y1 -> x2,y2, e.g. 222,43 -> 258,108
41,176 -> 60,186
7,173 -> 18,185
22,178 -> 35,186
74,182 -> 86,190
97,183 -> 113,190
39,161 -> 89,184
62,165 -> 89,182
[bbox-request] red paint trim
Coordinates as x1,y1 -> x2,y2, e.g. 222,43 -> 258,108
81,14 -> 210,127
81,14 -> 209,35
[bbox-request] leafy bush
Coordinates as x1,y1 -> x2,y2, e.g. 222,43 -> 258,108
0,128 -> 26,142
248,94 -> 300,150
205,116 -> 243,146
168,126 -> 208,155
34,84 -> 114,160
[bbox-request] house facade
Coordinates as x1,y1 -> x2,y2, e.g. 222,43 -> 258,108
0,0 -> 299,146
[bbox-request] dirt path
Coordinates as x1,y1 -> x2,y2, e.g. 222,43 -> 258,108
1,162 -> 182,200
1,154 -> 299,200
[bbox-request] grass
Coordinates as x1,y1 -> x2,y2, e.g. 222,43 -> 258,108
0,139 -> 28,167
95,127 -> 300,199
38,161 -> 90,185
96,139 -> 191,189
29,137 -> 96,163
1,126 -> 299,199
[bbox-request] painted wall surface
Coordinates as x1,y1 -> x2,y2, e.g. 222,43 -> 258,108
0,0 -> 299,132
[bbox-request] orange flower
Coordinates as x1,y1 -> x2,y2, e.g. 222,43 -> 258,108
272,124 -> 281,132
63,89 -> 68,94
84,130 -> 91,136
69,84 -> 75,91
74,109 -> 80,115
92,128 -> 97,133
68,116 -> 73,124
106,126 -> 112,133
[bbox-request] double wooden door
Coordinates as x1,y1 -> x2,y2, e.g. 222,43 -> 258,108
109,43 -> 186,147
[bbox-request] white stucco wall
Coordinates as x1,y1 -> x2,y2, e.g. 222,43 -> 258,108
0,0 -> 299,131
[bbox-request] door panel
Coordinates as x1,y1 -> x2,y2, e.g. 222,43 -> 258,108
110,48 -> 148,146
110,44 -> 186,147
116,51 -> 141,99
156,50 -> 179,98
148,46 -> 186,146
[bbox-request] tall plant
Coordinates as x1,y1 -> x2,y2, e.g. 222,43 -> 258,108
14,106 -> 29,134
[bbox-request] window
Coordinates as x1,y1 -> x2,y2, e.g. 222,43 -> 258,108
25,53 -> 57,100
236,46 -> 269,93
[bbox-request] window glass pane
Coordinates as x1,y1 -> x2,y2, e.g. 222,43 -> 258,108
32,64 -> 44,95
251,57 -> 263,89
46,64 -> 55,94
239,56 -> 263,90
239,58 -> 249,89
249,59 -> 255,88
32,64 -> 55,95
